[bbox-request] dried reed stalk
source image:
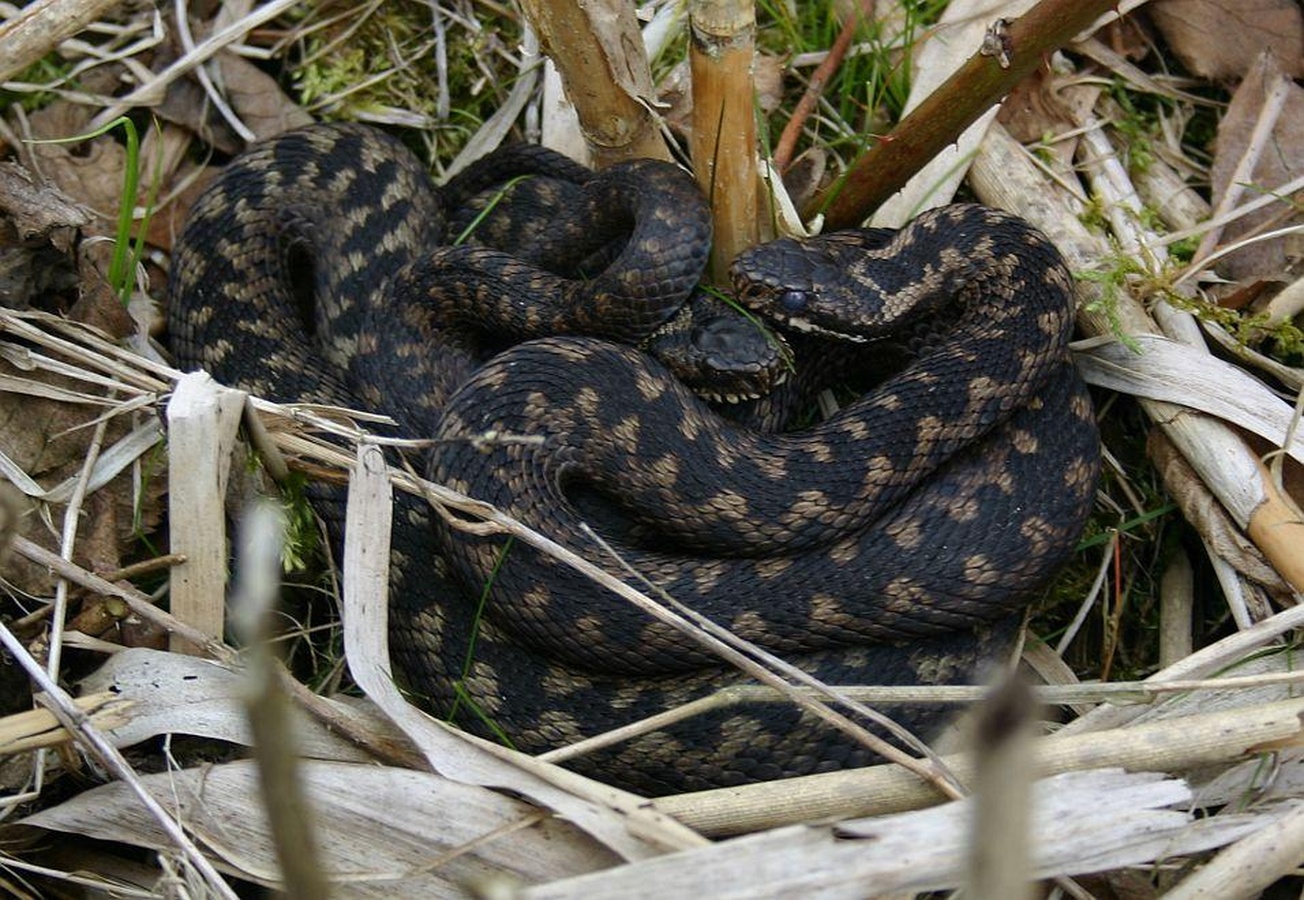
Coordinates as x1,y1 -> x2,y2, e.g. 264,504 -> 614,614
165,374 -> 245,652
688,0 -> 762,283
1165,801 -> 1304,899
654,696 -> 1304,837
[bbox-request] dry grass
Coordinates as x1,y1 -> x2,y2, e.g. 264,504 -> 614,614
2,0 -> 1304,896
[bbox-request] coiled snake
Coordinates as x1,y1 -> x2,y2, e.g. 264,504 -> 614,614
167,123 -> 1100,794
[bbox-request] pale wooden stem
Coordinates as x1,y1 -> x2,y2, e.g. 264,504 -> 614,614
165,373 -> 246,653
0,0 -> 120,83
653,697 -> 1304,837
517,0 -> 670,165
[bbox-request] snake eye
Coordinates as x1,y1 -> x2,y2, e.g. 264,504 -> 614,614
778,289 -> 810,313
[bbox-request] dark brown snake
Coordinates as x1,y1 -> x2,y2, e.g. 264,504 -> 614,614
167,122 -> 1100,795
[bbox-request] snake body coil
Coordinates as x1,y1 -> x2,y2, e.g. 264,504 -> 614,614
167,123 -> 1100,794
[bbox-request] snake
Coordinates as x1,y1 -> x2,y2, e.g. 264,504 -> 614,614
166,122 -> 1100,795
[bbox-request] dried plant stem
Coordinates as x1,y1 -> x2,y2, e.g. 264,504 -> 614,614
1165,802 -> 1304,900
165,373 -> 246,652
965,679 -> 1035,900
811,0 -> 1119,228
232,503 -> 328,900
653,696 -> 1304,837
1159,551 -> 1195,668
48,394 -> 110,677
0,620 -> 240,899
0,691 -> 127,754
10,533 -> 237,664
0,0 -> 121,83
689,0 -> 762,282
517,0 -> 670,166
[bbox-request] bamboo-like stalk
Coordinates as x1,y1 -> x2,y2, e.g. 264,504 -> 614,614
517,0 -> 670,166
688,0 -> 762,284
809,0 -> 1119,228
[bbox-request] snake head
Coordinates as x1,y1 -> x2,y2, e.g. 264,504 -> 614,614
730,235 -> 885,341
641,290 -> 791,403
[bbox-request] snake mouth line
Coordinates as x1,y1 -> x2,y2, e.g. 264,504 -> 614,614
771,315 -> 871,342
695,367 -> 791,405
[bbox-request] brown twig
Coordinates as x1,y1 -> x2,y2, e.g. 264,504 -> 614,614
11,534 -> 237,664
772,0 -> 875,173
809,0 -> 1119,228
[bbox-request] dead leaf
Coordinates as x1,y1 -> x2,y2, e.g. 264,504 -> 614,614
81,647 -> 401,762
0,160 -> 90,249
1097,12 -> 1157,63
0,349 -> 166,596
70,243 -> 134,338
1216,278 -> 1280,310
24,68 -> 188,253
154,51 -> 312,153
997,66 -> 1086,174
1208,52 -> 1304,288
146,162 -> 217,254
25,79 -> 131,232
0,161 -> 90,309
217,53 -> 314,140
1148,0 -> 1304,81
20,759 -> 621,895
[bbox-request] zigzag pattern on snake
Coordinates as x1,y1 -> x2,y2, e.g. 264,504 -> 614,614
166,123 -> 1100,794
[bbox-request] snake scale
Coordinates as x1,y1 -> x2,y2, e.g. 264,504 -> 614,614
167,123 -> 1100,794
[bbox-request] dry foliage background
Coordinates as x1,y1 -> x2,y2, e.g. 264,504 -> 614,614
1,0 -> 1304,897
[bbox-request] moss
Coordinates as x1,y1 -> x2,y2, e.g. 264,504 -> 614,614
0,53 -> 73,113
1075,251 -> 1147,350
1167,294 -> 1304,367
286,0 -> 523,166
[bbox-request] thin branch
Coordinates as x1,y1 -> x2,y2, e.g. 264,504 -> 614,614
810,0 -> 1119,228
773,0 -> 874,173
